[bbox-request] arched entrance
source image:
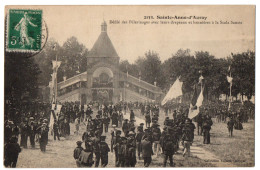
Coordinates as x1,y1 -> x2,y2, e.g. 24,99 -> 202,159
92,67 -> 114,103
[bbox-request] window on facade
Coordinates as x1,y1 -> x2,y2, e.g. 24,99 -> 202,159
119,81 -> 124,88
81,81 -> 87,88
99,73 -> 109,83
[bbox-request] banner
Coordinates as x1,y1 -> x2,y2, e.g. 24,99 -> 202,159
56,104 -> 62,113
227,76 -> 233,84
84,104 -> 88,112
188,87 -> 204,119
161,78 -> 183,105
49,110 -> 56,129
52,60 -> 61,70
51,103 -> 56,110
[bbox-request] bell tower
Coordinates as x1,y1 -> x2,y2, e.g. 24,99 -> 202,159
85,21 -> 120,104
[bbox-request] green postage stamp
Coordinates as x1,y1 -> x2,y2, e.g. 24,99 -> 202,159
6,9 -> 42,52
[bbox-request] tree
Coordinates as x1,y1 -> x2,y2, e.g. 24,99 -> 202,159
162,49 -> 197,96
57,37 -> 88,82
34,37 -> 89,85
5,52 -> 41,105
119,60 -> 139,77
135,51 -> 165,88
34,38 -> 62,86
231,51 -> 255,100
162,49 -> 232,102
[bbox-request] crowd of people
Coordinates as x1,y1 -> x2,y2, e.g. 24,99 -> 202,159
73,101 -> 213,167
4,99 -> 254,167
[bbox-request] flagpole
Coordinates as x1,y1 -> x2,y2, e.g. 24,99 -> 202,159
199,70 -> 203,92
229,70 -> 232,111
55,50 -> 58,105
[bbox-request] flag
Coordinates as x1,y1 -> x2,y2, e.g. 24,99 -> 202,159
52,61 -> 61,70
120,92 -> 123,101
161,78 -> 183,106
227,66 -> 232,84
49,110 -> 56,129
84,104 -> 88,112
196,88 -> 204,108
188,87 -> 204,119
56,104 -> 62,113
49,102 -> 57,130
190,85 -> 198,106
51,103 -> 56,110
227,76 -> 233,84
227,66 -> 232,111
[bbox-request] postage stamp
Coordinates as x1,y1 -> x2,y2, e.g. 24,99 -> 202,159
6,9 -> 42,52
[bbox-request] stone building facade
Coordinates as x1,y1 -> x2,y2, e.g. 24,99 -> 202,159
56,21 -> 164,104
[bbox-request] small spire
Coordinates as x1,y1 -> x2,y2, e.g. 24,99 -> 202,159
101,20 -> 107,32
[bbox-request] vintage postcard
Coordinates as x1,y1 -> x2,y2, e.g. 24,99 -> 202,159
4,5 -> 255,168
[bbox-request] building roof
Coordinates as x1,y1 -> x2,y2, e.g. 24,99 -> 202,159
88,22 -> 119,58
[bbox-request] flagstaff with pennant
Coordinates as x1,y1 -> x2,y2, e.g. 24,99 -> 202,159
51,44 -> 61,104
188,71 -> 204,119
49,44 -> 61,130
227,66 -> 233,111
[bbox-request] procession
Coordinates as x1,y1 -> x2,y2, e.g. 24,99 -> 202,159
4,99 -> 254,167
4,6 -> 255,168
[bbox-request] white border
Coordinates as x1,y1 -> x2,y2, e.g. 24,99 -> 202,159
0,1 -> 258,170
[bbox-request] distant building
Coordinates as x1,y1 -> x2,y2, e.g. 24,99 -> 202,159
54,21 -> 164,104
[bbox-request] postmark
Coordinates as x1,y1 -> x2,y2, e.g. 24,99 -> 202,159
6,9 -> 44,53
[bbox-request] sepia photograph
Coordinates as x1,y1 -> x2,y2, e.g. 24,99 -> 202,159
3,5 -> 255,168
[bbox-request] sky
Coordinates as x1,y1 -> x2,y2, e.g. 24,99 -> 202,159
6,5 -> 255,63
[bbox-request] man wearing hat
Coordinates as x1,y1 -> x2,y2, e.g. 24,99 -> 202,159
142,128 -> 152,143
202,115 -> 213,144
53,119 -> 60,141
42,119 -> 49,144
20,119 -> 29,148
4,136 -> 21,167
28,117 -> 37,148
196,112 -> 203,136
227,116 -> 235,137
141,136 -> 153,167
4,121 -> 12,144
138,123 -> 144,132
162,134 -> 175,167
103,114 -> 110,133
152,115 -> 159,124
182,118 -> 194,157
136,126 -> 144,160
129,119 -> 135,132
145,112 -> 151,128
39,123 -> 49,152
164,117 -> 170,126
152,123 -> 161,156
126,132 -> 137,167
113,130 -> 122,167
111,111 -> 119,127
92,131 -> 101,167
110,124 -> 117,152
74,141 -> 84,167
122,119 -> 129,136
119,136 -> 127,167
11,122 -> 19,139
130,109 -> 135,121
99,136 -> 110,167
